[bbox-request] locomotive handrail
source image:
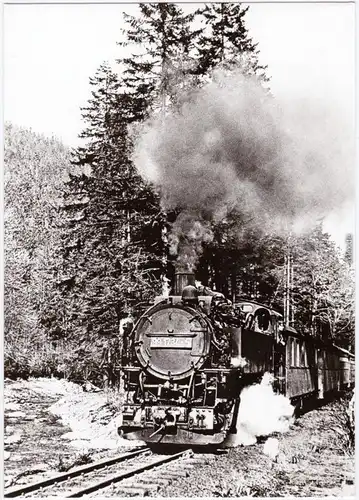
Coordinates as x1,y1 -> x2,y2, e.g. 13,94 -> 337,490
146,332 -> 197,337
141,315 -> 153,324
189,314 -> 203,323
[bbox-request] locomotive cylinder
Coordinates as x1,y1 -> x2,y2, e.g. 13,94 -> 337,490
173,272 -> 195,295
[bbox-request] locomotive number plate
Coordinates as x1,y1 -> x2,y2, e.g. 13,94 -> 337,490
150,337 -> 192,349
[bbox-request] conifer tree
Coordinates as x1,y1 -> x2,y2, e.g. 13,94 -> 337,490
60,63 -> 164,352
194,3 -> 269,83
183,4 -> 271,296
116,4 -> 271,299
118,3 -> 198,117
196,214 -> 285,305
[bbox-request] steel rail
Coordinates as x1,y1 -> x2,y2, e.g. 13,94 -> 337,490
4,447 -> 149,498
67,449 -> 190,497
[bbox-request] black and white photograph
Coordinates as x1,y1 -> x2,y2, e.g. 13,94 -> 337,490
3,1 -> 356,497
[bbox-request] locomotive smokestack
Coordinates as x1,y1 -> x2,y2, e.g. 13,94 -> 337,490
173,272 -> 195,295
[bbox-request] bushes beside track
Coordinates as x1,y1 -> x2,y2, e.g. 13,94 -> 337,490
4,337 -> 117,387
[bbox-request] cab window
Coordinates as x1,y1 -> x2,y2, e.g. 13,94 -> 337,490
253,308 -> 271,334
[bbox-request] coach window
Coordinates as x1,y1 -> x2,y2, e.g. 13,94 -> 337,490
296,340 -> 301,367
301,341 -> 307,367
292,338 -> 299,367
306,343 -> 309,366
292,340 -> 296,366
294,339 -> 299,367
254,309 -> 271,334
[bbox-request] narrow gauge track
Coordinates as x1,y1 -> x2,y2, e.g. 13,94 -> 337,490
4,446 -> 197,498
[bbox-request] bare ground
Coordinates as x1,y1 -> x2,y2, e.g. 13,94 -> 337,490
160,401 -> 355,497
3,378 -> 134,490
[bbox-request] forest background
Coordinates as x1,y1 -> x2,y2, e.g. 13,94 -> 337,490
4,3 -> 355,384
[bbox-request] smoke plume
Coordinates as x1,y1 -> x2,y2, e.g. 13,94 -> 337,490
168,212 -> 214,271
224,372 -> 294,447
134,70 -> 354,270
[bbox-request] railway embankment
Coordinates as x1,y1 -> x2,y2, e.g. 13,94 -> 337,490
3,378 -> 355,497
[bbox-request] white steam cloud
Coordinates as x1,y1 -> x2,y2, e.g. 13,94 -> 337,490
225,372 -> 294,448
134,70 -> 354,270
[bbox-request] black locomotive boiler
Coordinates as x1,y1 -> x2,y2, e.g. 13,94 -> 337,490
118,272 -> 354,446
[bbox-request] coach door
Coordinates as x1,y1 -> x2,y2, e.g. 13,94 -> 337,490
272,315 -> 286,394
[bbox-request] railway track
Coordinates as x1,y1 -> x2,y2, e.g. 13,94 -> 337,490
4,446 -> 202,497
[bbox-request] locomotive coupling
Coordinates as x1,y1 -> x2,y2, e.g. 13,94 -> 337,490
149,424 -> 166,438
152,407 -> 179,428
147,407 -> 181,437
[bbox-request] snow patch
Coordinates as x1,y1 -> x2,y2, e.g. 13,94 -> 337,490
6,377 -> 82,397
6,403 -> 21,411
50,392 -> 144,450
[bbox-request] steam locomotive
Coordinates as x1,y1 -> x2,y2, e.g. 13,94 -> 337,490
118,272 -> 354,446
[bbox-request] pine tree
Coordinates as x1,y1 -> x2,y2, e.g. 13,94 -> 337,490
60,63 -> 164,357
115,4 -> 271,301
118,3 -> 198,117
194,3 -> 269,83
196,213 -> 285,305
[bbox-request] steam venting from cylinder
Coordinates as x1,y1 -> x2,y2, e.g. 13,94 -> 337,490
225,372 -> 294,448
